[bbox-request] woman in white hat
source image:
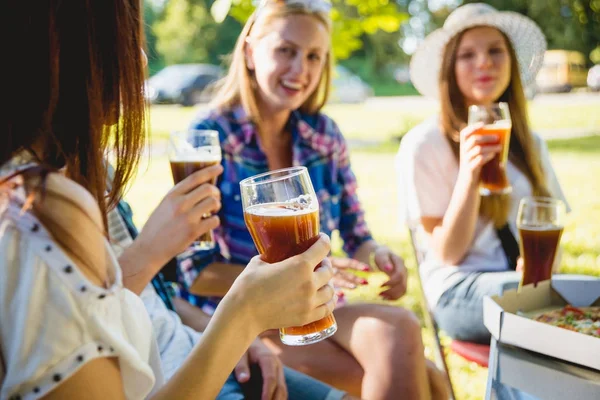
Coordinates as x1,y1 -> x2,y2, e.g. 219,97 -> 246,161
395,3 -> 569,343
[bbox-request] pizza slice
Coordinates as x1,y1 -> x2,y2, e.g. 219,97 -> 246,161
533,305 -> 600,338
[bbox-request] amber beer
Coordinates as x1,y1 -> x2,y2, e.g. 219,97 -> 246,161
519,225 -> 563,287
476,122 -> 512,195
244,203 -> 337,339
170,160 -> 220,185
170,157 -> 220,245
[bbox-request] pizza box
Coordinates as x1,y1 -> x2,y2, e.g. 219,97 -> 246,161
483,275 -> 600,371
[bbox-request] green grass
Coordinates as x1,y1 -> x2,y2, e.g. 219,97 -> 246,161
128,102 -> 600,400
150,100 -> 600,144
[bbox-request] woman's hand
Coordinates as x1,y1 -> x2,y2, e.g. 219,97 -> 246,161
373,245 -> 408,300
231,234 -> 336,333
330,256 -> 371,289
458,123 -> 501,184
128,165 -> 223,275
234,339 -> 287,400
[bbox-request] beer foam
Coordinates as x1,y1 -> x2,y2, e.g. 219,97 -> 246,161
247,197 -> 318,216
483,121 -> 512,130
171,146 -> 222,162
519,224 -> 563,231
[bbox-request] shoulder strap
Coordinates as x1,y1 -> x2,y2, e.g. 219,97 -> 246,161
496,224 -> 520,270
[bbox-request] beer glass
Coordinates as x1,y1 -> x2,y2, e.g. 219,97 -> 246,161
517,196 -> 566,288
468,102 -> 512,195
240,167 -> 337,346
169,129 -> 222,252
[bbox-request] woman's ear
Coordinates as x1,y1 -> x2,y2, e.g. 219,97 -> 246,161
244,39 -> 255,71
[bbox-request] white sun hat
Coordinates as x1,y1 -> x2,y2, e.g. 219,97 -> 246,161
410,3 -> 547,99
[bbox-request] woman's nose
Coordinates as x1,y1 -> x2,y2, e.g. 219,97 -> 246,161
476,52 -> 493,69
289,53 -> 306,75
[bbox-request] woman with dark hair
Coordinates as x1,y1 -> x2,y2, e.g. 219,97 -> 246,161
396,3 -> 569,344
0,2 -> 338,399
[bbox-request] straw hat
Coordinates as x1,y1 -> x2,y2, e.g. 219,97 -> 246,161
410,3 -> 546,99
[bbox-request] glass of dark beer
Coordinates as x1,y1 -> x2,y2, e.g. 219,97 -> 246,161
169,129 -> 222,252
240,166 -> 337,346
517,196 -> 566,289
468,102 -> 512,196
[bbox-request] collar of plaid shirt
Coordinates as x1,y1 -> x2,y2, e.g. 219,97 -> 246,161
224,105 -> 335,159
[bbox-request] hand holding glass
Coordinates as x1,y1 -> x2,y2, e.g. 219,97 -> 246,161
240,167 -> 337,346
169,130 -> 222,252
517,196 -> 566,288
468,102 -> 512,196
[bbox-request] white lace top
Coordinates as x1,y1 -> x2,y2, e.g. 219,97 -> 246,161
0,152 -> 163,400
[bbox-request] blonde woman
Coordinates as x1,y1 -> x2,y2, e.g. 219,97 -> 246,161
177,1 -> 448,399
396,3 -> 569,344
0,1 -> 340,399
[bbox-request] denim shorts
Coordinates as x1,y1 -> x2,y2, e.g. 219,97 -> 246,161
217,365 -> 346,400
434,271 -> 521,344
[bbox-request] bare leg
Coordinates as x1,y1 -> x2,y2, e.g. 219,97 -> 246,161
262,303 -> 433,400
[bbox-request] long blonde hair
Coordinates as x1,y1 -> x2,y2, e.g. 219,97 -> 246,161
439,28 -> 549,227
210,2 -> 333,123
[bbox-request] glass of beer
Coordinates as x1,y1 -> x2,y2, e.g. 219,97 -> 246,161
468,102 -> 512,196
169,129 -> 222,252
240,166 -> 337,346
517,196 -> 566,288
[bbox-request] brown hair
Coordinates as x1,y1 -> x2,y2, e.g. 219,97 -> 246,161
210,2 -> 332,124
439,28 -> 549,227
0,0 -> 147,232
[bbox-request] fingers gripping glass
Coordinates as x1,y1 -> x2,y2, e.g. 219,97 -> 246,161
468,102 -> 512,196
169,130 -> 222,254
517,196 -> 566,289
240,167 -> 337,346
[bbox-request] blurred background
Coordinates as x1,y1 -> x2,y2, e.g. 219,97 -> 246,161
132,2 -> 600,399
143,0 -> 600,103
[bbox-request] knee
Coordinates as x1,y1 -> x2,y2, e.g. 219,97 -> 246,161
359,306 -> 423,347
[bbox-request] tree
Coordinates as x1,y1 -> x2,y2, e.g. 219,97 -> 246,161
153,0 -> 242,67
221,0 -> 409,61
463,0 -> 600,65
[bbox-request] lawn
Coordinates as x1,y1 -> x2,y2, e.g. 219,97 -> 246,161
147,97 -> 600,143
126,101 -> 600,400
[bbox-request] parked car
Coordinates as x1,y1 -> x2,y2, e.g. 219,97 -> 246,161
145,64 -> 223,106
587,64 -> 600,91
536,50 -> 588,93
329,65 -> 374,103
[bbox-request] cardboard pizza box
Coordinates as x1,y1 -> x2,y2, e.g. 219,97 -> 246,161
484,275 -> 600,371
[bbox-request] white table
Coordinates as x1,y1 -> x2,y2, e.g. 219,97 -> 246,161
485,338 -> 600,399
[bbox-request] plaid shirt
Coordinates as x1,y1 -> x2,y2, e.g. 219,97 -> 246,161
177,105 -> 372,297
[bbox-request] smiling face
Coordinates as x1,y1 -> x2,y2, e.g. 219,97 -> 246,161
246,14 -> 329,114
454,26 -> 511,106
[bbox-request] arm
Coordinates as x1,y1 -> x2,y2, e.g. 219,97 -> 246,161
421,175 -> 481,265
45,236 -> 336,400
44,296 -> 259,400
172,296 -> 212,331
420,124 -> 500,265
118,165 -> 223,294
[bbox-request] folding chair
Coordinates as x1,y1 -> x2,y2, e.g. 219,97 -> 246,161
407,224 -> 491,399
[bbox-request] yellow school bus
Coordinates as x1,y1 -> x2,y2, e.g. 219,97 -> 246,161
536,50 -> 588,92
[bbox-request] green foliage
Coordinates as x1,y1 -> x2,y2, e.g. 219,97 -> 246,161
225,0 -> 408,61
464,0 -> 600,66
152,0 -> 242,67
